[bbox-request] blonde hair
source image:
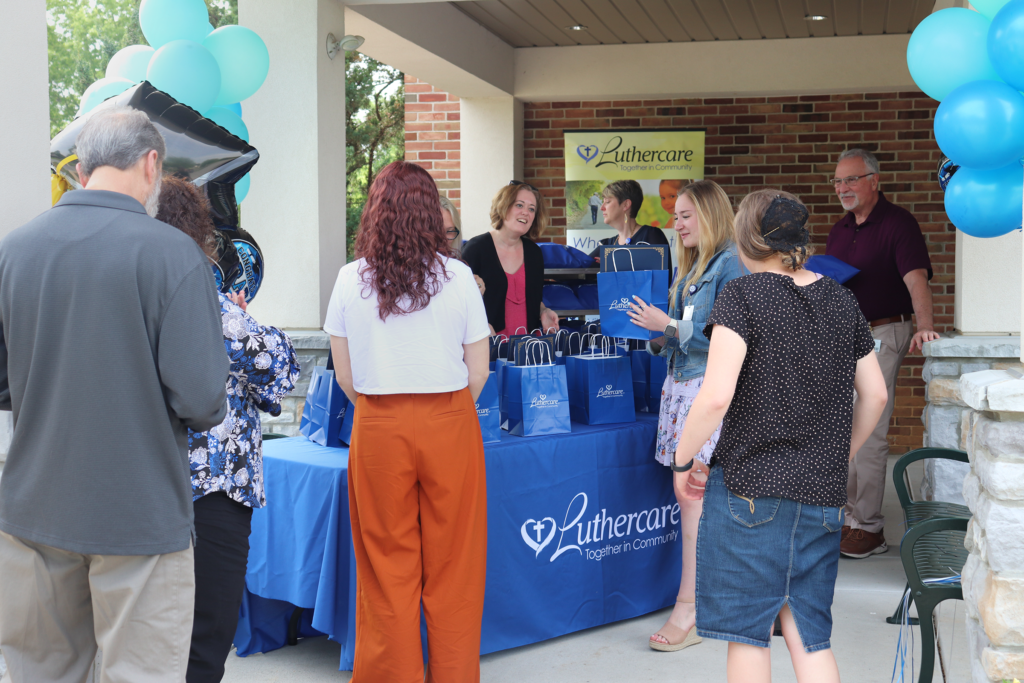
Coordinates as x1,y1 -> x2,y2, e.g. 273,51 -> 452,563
490,184 -> 547,240
671,180 -> 736,301
734,189 -> 813,271
439,194 -> 461,231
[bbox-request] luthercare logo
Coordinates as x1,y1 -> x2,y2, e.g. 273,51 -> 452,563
530,394 -> 560,408
476,403 -> 490,417
607,297 -> 631,312
596,384 -> 624,398
521,493 -> 680,563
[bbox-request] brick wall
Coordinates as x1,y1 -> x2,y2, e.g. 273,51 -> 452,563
401,84 -> 951,454
524,93 -> 952,454
404,76 -> 461,206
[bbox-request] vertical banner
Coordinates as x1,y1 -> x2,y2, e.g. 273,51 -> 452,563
564,129 -> 705,259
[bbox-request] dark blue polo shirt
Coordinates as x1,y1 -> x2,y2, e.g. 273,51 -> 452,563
825,192 -> 932,322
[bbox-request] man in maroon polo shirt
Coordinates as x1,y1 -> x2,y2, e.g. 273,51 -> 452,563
826,148 -> 940,559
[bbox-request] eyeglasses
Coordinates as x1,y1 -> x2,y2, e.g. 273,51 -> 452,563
446,228 -> 460,239
830,173 -> 875,188
509,180 -> 539,192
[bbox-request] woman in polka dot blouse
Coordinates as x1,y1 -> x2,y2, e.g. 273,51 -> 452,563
669,189 -> 888,683
626,179 -> 744,653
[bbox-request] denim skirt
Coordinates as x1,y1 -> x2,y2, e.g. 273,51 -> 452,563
695,467 -> 843,653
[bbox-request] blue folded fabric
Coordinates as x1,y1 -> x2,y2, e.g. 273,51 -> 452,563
538,242 -> 597,268
805,255 -> 860,284
575,284 -> 599,309
543,284 -> 583,310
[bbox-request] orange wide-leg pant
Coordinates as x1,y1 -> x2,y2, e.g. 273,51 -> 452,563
348,389 -> 488,683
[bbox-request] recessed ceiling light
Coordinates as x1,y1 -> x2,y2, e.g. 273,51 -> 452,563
804,14 -> 827,21
567,24 -> 588,31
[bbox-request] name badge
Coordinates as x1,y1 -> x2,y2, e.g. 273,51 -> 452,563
683,305 -> 694,321
874,339 -> 882,353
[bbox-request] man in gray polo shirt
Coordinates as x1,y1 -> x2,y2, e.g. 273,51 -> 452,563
0,107 -> 229,682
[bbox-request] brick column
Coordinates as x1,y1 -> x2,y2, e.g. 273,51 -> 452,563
404,76 -> 461,206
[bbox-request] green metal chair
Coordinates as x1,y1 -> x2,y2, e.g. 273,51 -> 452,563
898,517 -> 969,683
886,447 -> 971,625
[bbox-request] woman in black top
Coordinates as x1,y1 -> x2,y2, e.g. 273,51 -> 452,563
589,179 -> 670,261
667,189 -> 887,682
462,182 -> 559,335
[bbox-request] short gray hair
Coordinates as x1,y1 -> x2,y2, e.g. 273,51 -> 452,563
837,148 -> 880,175
76,107 -> 166,177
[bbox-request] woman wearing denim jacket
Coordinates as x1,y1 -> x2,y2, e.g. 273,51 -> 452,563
627,179 -> 744,652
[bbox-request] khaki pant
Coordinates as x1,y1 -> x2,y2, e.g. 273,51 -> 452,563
0,530 -> 194,683
846,320 -> 913,534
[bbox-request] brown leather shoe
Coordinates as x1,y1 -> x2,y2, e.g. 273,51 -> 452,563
840,528 -> 887,558
841,525 -> 852,542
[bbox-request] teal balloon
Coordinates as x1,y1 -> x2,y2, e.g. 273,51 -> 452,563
944,161 -> 1023,237
934,80 -> 1024,169
225,102 -> 242,116
907,8 -> 1001,101
139,0 -> 210,49
78,78 -> 135,116
204,107 -> 249,142
203,26 -> 270,105
146,40 -> 222,114
234,174 -> 250,203
973,0 -> 1013,20
105,45 -> 154,83
989,0 -> 1024,91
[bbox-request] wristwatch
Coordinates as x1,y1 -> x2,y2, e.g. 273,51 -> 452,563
664,320 -> 678,339
671,458 -> 694,473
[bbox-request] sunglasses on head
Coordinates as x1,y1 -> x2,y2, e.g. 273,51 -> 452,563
509,180 -> 539,193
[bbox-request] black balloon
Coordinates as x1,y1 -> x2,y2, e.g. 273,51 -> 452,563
50,81 -> 258,230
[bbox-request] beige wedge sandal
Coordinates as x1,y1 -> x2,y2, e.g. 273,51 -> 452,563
648,598 -> 702,652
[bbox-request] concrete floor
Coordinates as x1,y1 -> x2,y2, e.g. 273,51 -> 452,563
221,456 -> 971,683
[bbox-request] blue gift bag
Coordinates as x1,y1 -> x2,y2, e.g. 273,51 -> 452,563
648,354 -> 668,414
304,367 -> 347,447
476,371 -> 501,444
566,353 -> 635,425
298,369 -> 319,438
598,268 -> 670,341
630,352 -> 669,413
504,342 -> 571,437
631,352 -> 651,412
495,358 -> 511,430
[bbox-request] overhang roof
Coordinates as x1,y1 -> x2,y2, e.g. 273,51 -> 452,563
454,0 -> 934,47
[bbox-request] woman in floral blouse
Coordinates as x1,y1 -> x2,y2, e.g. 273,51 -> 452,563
156,176 -> 301,683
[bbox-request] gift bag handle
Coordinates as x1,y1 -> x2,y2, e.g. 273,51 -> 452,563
513,326 -> 528,335
524,338 -> 553,366
566,331 -> 582,356
610,248 -> 637,272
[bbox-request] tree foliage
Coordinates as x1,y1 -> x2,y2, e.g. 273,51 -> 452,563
345,52 -> 404,260
46,0 -> 237,138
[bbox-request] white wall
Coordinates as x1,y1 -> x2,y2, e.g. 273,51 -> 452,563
956,230 -> 1021,335
0,0 -> 49,466
0,0 -> 50,238
460,97 -> 523,239
240,0 -> 347,329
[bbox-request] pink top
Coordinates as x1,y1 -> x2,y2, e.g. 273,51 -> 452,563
498,265 -> 527,337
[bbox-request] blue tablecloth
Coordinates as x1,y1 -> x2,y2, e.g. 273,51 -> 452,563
234,414 -> 681,670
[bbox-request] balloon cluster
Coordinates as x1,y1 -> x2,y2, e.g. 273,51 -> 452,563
78,0 -> 268,204
907,0 -> 1024,238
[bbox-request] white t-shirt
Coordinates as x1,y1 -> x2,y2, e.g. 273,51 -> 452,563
323,256 -> 490,394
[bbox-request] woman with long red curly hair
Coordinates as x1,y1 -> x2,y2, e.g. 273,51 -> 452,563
323,161 -> 491,683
